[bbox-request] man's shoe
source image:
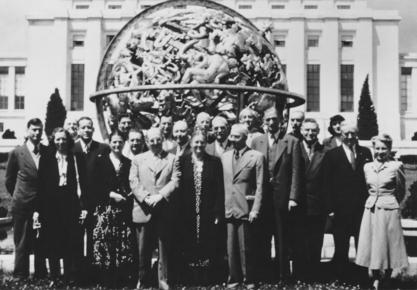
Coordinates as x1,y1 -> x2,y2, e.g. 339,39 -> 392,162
227,282 -> 239,289
159,280 -> 171,290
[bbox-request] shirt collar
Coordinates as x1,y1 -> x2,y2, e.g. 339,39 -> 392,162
342,143 -> 356,153
80,139 -> 92,152
55,151 -> 67,160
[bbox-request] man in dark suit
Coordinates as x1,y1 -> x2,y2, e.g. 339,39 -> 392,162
72,116 -> 109,276
5,118 -> 47,279
288,111 -> 304,140
206,116 -> 232,157
323,122 -> 372,280
251,107 -> 302,281
221,124 -> 265,289
299,118 -> 327,280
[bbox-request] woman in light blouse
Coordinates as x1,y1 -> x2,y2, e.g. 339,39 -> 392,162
34,128 -> 80,279
356,134 -> 408,289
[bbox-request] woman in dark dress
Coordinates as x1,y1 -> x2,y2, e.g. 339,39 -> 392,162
178,128 -> 225,285
91,131 -> 134,287
34,128 -> 80,279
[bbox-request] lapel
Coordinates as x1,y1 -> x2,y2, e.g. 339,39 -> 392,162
21,143 -> 38,171
308,143 -> 325,173
233,147 -> 251,180
147,151 -> 169,179
337,146 -> 354,172
273,137 -> 287,167
300,142 -> 310,169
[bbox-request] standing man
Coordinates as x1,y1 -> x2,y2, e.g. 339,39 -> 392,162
323,122 -> 372,281
130,128 -> 179,290
160,115 -> 176,153
5,118 -> 47,279
206,116 -> 232,158
117,113 -> 133,140
172,120 -> 191,157
64,117 -> 79,140
222,124 -> 265,289
251,107 -> 302,281
124,128 -> 146,159
288,111 -> 305,140
299,119 -> 327,280
73,116 -> 109,277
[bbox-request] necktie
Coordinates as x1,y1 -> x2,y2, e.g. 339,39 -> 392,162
349,148 -> 356,170
307,144 -> 313,161
33,146 -> 39,155
234,150 -> 240,160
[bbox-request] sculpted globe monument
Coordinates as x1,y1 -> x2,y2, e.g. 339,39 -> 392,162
91,0 -> 304,139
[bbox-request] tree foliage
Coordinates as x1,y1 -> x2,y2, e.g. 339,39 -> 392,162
357,75 -> 378,140
45,88 -> 67,137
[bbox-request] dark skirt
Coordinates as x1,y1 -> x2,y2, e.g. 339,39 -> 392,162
92,203 -> 134,271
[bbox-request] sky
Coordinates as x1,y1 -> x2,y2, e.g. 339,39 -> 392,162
368,0 -> 417,53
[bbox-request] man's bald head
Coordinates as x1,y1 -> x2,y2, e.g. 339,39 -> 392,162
196,112 -> 211,130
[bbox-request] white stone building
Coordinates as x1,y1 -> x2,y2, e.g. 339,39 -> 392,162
0,0 -> 416,141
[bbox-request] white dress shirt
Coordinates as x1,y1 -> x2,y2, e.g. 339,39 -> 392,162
342,143 -> 357,164
56,152 -> 68,186
26,141 -> 40,169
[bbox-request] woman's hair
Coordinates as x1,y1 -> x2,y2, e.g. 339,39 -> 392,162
50,127 -> 74,151
191,126 -> 208,143
371,133 -> 393,150
327,114 -> 345,136
109,130 -> 125,142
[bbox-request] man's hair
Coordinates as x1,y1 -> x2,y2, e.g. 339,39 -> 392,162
77,116 -> 93,126
27,118 -> 43,128
128,128 -> 144,139
302,118 -> 319,127
109,130 -> 125,142
117,113 -> 131,123
231,123 -> 249,137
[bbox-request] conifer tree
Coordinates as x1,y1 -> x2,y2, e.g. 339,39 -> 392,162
357,75 -> 378,140
45,88 -> 67,137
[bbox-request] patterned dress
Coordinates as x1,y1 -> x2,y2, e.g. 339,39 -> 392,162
92,154 -> 134,272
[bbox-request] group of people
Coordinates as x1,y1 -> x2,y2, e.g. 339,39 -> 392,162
5,106 -> 409,290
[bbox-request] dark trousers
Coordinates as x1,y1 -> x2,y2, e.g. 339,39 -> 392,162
226,219 -> 255,284
135,217 -> 172,287
304,215 -> 326,279
288,208 -> 306,279
13,214 -> 46,278
48,255 -> 72,278
333,211 -> 362,275
273,207 -> 291,280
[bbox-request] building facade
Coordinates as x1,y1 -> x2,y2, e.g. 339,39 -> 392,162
0,0 -> 415,141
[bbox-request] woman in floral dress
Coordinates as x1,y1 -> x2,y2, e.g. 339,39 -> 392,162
356,134 -> 408,289
178,128 -> 225,285
92,131 -> 134,287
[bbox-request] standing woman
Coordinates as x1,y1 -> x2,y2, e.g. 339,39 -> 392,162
356,134 -> 408,289
91,131 -> 134,287
178,128 -> 225,285
34,127 -> 80,280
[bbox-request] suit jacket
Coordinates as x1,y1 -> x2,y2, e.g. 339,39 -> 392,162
251,133 -> 302,210
300,141 -> 327,216
129,150 -> 179,223
73,139 -> 110,210
5,142 -> 47,216
323,145 -> 373,214
221,147 -> 265,219
93,153 -> 131,207
205,139 -> 233,158
322,136 -> 340,151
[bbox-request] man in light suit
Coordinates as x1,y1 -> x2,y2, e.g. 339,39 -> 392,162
222,124 -> 265,289
251,107 -> 302,281
130,128 -> 179,290
299,118 -> 327,280
206,116 -> 232,157
5,118 -> 47,279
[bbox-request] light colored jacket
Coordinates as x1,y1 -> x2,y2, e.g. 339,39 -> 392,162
129,150 -> 179,223
363,160 -> 405,210
221,147 -> 265,219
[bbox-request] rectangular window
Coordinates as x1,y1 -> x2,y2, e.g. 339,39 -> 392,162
337,5 -> 351,9
307,37 -> 319,48
14,67 -> 25,110
75,4 -> 89,9
107,4 -> 122,10
106,34 -> 115,47
71,64 -> 85,111
341,35 -> 354,47
72,34 -> 85,48
238,5 -> 252,9
400,67 -> 412,112
307,64 -> 320,112
304,5 -> 318,9
340,64 -> 354,112
271,4 -> 285,9
0,122 -> 3,132
140,5 -> 151,9
0,67 -> 8,110
281,64 -> 286,74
